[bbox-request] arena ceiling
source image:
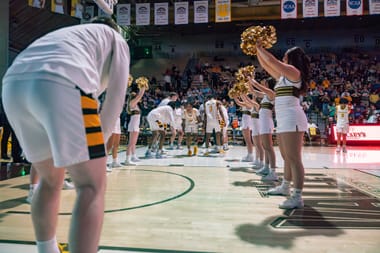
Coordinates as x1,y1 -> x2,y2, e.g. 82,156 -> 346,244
9,0 -> 378,53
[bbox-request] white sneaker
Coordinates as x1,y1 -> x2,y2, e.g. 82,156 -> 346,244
111,161 -> 122,168
252,161 -> 263,169
62,180 -> 75,190
131,156 -> 140,162
26,189 -> 34,204
261,170 -> 279,181
256,166 -> 269,176
279,196 -> 304,209
267,185 -> 290,196
336,146 -> 341,152
124,159 -> 137,166
342,146 -> 347,153
241,155 -> 254,162
106,165 -> 113,172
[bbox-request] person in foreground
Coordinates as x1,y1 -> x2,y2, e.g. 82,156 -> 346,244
2,17 -> 130,253
255,42 -> 311,209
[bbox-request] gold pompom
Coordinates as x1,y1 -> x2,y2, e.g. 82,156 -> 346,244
128,75 -> 134,87
136,76 -> 149,90
235,65 -> 255,83
240,25 -> 277,56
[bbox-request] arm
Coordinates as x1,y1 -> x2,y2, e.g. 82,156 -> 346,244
241,94 -> 260,111
256,42 -> 301,82
234,96 -> 250,108
249,78 -> 275,101
129,87 -> 146,108
247,82 -> 265,98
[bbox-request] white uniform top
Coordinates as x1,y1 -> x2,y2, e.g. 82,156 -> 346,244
148,105 -> 175,126
336,105 -> 349,127
159,98 -> 171,107
205,99 -> 219,122
274,76 -> 302,107
3,23 -> 130,140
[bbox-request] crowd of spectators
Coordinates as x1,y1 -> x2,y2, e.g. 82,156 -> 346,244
130,51 -> 380,129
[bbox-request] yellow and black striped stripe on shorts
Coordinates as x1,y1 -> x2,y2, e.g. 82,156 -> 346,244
79,90 -> 106,160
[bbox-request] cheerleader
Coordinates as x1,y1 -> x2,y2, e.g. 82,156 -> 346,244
182,101 -> 201,156
124,87 -> 146,166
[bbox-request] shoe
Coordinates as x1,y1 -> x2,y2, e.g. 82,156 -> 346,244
342,147 -> 347,153
279,196 -> 304,209
62,180 -> 75,190
124,159 -> 137,166
187,149 -> 192,156
267,185 -> 290,196
218,149 -> 225,154
252,161 -> 263,169
1,155 -> 10,160
223,145 -> 229,151
261,170 -> 278,181
256,166 -> 270,176
336,146 -> 341,152
193,146 -> 198,156
58,243 -> 69,253
241,155 -> 254,162
204,151 -> 210,156
26,189 -> 34,204
145,150 -> 153,158
106,165 -> 113,172
177,145 -> 183,150
168,144 -> 174,150
131,156 -> 140,162
111,161 -> 122,168
156,152 -> 166,159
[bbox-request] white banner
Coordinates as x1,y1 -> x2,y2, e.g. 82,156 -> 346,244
194,1 -> 208,23
346,0 -> 363,16
175,2 -> 189,25
116,4 -> 131,26
155,2 -> 169,25
369,0 -> 380,14
281,0 -> 297,19
81,5 -> 94,24
136,3 -> 150,26
303,0 -> 318,18
324,0 -> 341,17
215,0 -> 231,23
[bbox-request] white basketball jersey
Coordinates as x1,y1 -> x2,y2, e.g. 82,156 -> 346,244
336,105 -> 349,126
205,99 -> 219,122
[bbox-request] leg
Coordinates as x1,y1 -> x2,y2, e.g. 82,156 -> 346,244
106,134 -> 115,154
261,134 -> 276,169
111,134 -> 121,160
177,129 -> 184,147
242,128 -> 253,155
336,132 -> 342,150
66,156 -> 107,253
252,135 -> 264,165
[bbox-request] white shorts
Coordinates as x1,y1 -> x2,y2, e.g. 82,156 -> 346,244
336,124 -> 349,134
173,120 -> 183,131
112,117 -> 121,134
241,114 -> 253,130
185,124 -> 198,134
206,120 -> 221,133
251,118 -> 260,136
128,114 -> 140,132
259,109 -> 274,135
2,79 -> 106,168
147,114 -> 165,131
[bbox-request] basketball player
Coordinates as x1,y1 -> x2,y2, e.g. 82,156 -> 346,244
2,17 -> 130,253
124,87 -> 146,166
169,102 -> 184,149
182,101 -> 201,156
203,95 -> 225,155
106,116 -> 122,171
335,98 -> 350,153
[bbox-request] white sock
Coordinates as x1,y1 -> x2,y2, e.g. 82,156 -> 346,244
36,237 -> 59,253
30,184 -> 38,190
132,154 -> 138,159
281,179 -> 291,189
292,188 -> 303,199
112,158 -> 118,163
126,155 -> 130,162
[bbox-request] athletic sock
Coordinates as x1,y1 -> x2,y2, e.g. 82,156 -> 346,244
36,237 -> 60,253
292,188 -> 303,199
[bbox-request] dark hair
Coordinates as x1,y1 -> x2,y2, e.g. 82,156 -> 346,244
91,17 -> 119,32
266,77 -> 276,90
167,101 -> 176,109
169,92 -> 178,98
285,47 -> 310,93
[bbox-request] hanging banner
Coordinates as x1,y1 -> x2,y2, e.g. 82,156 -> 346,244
98,8 -> 111,17
116,4 -> 131,26
369,0 -> 380,14
81,5 -> 95,24
28,0 -> 45,8
136,3 -> 150,26
71,0 -> 83,18
51,0 -> 65,14
194,1 -> 208,23
154,2 -> 169,25
175,2 -> 189,25
215,0 -> 231,23
346,0 -> 363,16
303,0 -> 318,18
281,0 -> 297,19
324,0 -> 341,17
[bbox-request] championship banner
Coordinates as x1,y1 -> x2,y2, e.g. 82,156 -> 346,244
116,4 -> 131,26
28,0 -> 44,8
71,0 -> 83,18
81,5 -> 95,24
281,0 -> 297,19
346,0 -> 363,16
324,0 -> 341,17
303,0 -> 318,18
154,2 -> 169,25
175,2 -> 189,25
194,1 -> 208,23
136,3 -> 150,26
369,0 -> 380,14
51,0 -> 65,14
215,0 -> 231,23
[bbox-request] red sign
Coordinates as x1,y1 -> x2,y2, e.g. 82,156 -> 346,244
330,124 -> 380,144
